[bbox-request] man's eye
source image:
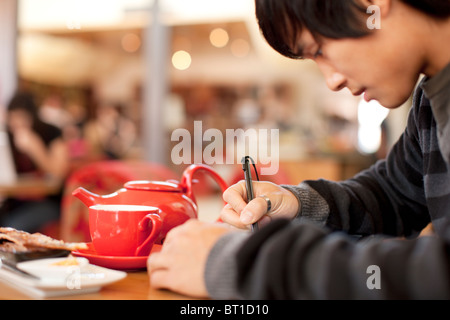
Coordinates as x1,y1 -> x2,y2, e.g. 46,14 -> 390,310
313,48 -> 323,58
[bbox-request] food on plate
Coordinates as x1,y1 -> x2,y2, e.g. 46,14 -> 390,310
0,227 -> 88,254
50,256 -> 80,266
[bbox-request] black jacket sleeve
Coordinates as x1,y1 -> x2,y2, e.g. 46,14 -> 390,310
229,219 -> 450,299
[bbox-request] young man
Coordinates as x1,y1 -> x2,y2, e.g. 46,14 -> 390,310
147,0 -> 450,299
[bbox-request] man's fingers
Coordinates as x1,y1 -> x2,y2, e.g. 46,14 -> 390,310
220,203 -> 249,229
222,181 -> 274,227
147,252 -> 165,271
149,269 -> 173,290
240,196 -> 271,225
222,181 -> 248,214
147,252 -> 171,289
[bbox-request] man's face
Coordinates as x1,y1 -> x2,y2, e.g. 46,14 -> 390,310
295,6 -> 424,109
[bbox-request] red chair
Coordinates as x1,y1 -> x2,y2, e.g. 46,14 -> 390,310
60,160 -> 177,242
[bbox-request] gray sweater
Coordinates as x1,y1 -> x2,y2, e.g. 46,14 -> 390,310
204,63 -> 450,299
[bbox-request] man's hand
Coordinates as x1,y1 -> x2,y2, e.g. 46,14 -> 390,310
220,181 -> 300,229
147,219 -> 233,298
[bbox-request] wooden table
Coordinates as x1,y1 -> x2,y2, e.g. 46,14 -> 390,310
0,270 -> 194,300
0,175 -> 61,198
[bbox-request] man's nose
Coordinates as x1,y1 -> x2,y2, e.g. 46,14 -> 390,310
326,72 -> 347,91
317,62 -> 347,92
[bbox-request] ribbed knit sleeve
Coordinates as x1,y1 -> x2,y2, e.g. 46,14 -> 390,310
204,231 -> 249,299
214,219 -> 450,299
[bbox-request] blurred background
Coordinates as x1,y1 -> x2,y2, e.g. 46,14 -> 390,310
0,0 -> 413,238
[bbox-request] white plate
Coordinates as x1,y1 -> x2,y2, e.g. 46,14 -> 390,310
17,257 -> 90,279
0,258 -> 126,298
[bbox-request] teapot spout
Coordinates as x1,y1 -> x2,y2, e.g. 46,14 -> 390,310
72,187 -> 102,207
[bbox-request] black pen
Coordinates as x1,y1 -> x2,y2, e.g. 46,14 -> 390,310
242,156 -> 258,232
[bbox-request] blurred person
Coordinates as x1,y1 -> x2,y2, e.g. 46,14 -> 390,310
39,93 -> 72,129
63,100 -> 89,166
147,0 -> 450,299
0,92 -> 69,233
84,102 -> 137,160
63,123 -> 89,164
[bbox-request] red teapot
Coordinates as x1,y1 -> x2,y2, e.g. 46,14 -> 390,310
72,164 -> 228,246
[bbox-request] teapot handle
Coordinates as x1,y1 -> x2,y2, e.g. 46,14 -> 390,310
135,212 -> 163,256
180,164 -> 228,204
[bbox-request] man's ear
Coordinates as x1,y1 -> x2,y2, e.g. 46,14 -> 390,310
360,0 -> 392,18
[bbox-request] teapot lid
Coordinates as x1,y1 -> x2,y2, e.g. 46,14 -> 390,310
124,180 -> 182,192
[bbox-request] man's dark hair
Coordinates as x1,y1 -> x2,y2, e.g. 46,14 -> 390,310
255,0 -> 450,59
405,0 -> 450,18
